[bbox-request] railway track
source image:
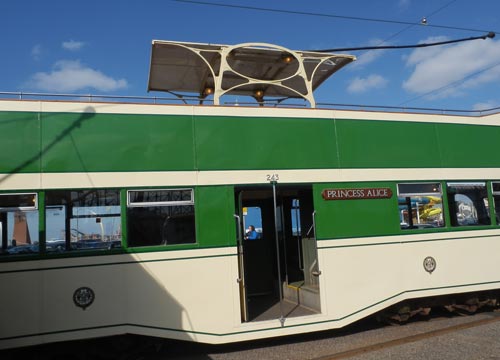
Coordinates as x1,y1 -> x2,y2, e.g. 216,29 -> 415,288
314,310 -> 500,360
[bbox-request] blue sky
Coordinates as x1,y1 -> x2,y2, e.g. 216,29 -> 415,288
1,0 -> 499,110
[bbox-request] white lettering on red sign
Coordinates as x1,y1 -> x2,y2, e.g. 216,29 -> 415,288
322,188 -> 392,200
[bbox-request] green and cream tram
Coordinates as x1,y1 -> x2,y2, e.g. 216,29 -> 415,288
1,41 -> 500,350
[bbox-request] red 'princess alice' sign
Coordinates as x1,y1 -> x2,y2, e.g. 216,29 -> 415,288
322,188 -> 393,200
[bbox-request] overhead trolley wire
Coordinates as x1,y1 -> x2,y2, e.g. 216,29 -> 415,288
308,32 -> 495,53
172,0 -> 498,108
374,0 -> 459,47
171,0 -> 499,35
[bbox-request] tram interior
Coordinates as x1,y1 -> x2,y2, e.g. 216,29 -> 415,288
236,185 -> 321,322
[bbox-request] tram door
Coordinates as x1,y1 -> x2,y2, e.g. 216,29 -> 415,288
0,213 -> 5,250
235,184 -> 321,323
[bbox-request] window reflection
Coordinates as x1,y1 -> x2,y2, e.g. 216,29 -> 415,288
398,183 -> 444,230
45,190 -> 122,252
127,189 -> 196,247
0,193 -> 39,256
447,182 -> 490,226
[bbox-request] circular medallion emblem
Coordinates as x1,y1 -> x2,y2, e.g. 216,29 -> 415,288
423,256 -> 437,273
73,287 -> 95,310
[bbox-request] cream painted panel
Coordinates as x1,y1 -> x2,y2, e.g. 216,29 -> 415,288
0,100 -> 41,112
39,171 -> 198,189
320,244 -> 406,319
40,262 -> 127,333
0,271 -> 43,339
2,99 -> 499,125
126,256 -> 237,338
4,167 -> 500,191
401,236 -> 500,291
320,235 -> 500,322
40,101 -> 194,116
332,109 -> 500,126
0,173 -> 41,191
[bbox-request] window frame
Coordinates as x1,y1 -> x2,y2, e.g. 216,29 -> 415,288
491,181 -> 500,195
0,192 -> 40,255
126,188 -> 197,248
490,181 -> 500,226
397,182 -> 442,197
44,189 -> 122,252
446,181 -> 491,227
0,192 -> 38,211
397,182 -> 444,230
127,188 -> 194,208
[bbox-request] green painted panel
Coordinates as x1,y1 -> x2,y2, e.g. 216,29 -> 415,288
0,112 -> 41,173
41,112 -> 195,172
195,186 -> 236,247
313,182 -> 400,239
436,123 -> 500,168
4,109 -> 500,175
194,116 -> 338,170
336,119 -> 441,168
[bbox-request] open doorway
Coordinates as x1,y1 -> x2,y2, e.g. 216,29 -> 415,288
235,184 -> 321,323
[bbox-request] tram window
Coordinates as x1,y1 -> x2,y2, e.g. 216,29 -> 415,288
491,182 -> 500,225
397,183 -> 444,230
243,206 -> 262,240
447,182 -> 490,227
127,189 -> 195,247
45,190 -> 122,252
0,193 -> 37,210
291,199 -> 301,236
0,193 -> 39,256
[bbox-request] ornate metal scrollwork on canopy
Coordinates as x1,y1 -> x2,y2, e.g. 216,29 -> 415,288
148,41 -> 355,107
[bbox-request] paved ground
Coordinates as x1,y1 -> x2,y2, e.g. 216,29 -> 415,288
2,310 -> 500,359
162,310 -> 500,360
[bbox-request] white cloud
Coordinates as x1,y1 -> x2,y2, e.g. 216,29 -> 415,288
62,40 -> 85,51
403,37 -> 500,98
347,74 -> 388,94
398,0 -> 411,9
352,50 -> 384,69
404,36 -> 449,66
350,39 -> 389,69
27,60 -> 128,92
31,44 -> 42,60
472,100 -> 500,111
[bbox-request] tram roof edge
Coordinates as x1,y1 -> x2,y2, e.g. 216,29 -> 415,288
147,40 -> 356,107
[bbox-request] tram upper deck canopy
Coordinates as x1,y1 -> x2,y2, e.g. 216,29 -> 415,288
147,40 -> 356,107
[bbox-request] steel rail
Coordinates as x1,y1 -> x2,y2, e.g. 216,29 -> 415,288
313,312 -> 500,360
